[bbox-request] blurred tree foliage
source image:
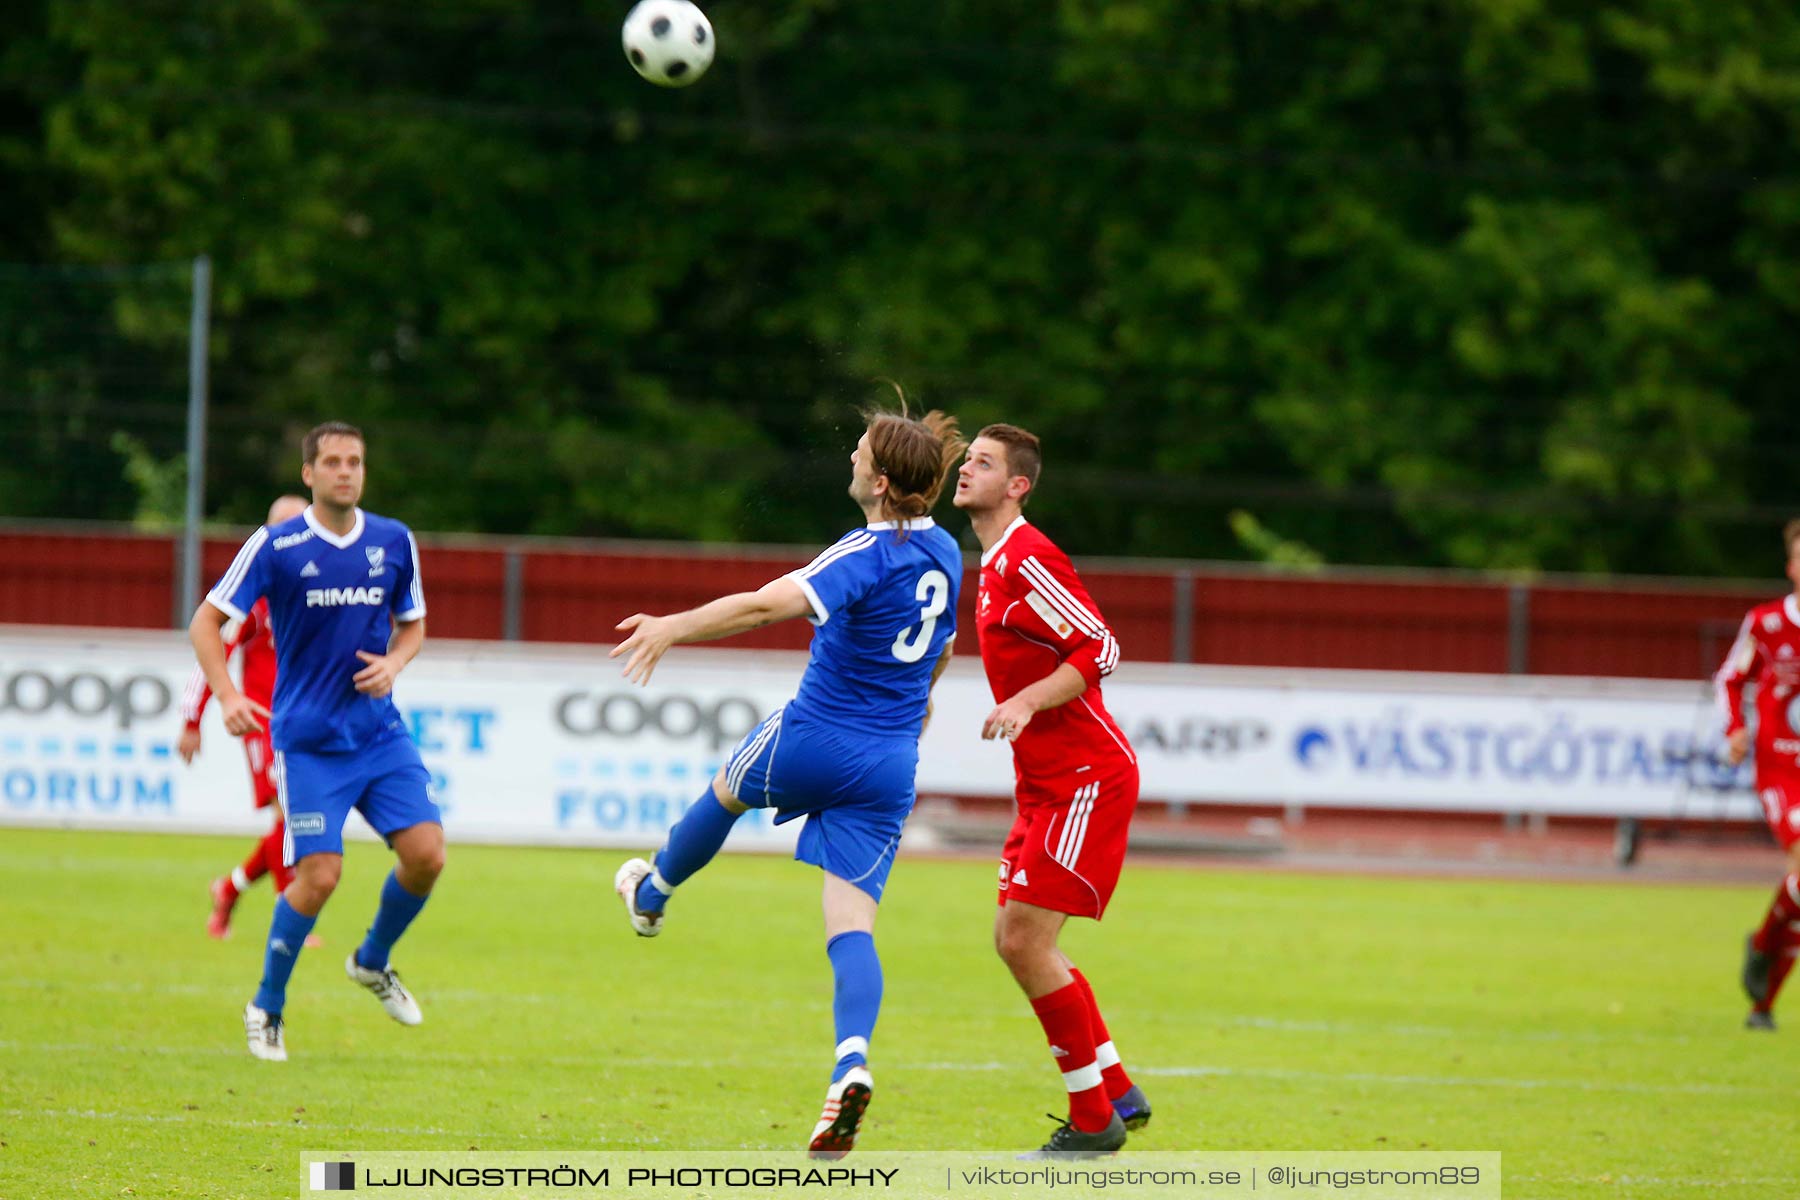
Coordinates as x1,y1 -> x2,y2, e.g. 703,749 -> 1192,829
1,0 -> 1797,575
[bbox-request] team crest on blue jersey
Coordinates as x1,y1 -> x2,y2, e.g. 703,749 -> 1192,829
366,546 -> 385,575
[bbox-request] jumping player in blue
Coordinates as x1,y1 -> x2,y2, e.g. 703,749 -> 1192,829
610,406 -> 966,1157
189,421 -> 442,1062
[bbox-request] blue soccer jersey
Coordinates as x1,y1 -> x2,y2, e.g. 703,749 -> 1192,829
207,507 -> 426,754
783,518 -> 963,736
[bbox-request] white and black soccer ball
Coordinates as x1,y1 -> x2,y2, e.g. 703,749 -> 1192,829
622,0 -> 715,88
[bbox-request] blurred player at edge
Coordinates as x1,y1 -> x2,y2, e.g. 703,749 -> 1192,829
1718,517 -> 1800,1031
189,422 -> 441,1062
952,423 -> 1148,1157
181,494 -> 317,941
609,404 -> 965,1158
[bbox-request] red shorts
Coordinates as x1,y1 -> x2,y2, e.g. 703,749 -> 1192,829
997,762 -> 1139,920
244,731 -> 278,809
1759,778 -> 1800,850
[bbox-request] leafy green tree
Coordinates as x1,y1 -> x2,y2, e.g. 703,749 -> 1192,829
1,0 -> 1796,578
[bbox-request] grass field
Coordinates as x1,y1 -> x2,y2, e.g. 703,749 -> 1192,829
1,827 -> 1795,1199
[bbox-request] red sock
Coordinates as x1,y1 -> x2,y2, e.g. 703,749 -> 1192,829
239,835 -> 270,885
1752,875 -> 1800,954
1760,950 -> 1799,1015
264,824 -> 295,893
1029,982 -> 1113,1133
1070,968 -> 1133,1101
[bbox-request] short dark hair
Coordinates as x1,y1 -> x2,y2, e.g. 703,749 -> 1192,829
1785,517 -> 1800,557
974,423 -> 1042,503
303,421 -> 364,464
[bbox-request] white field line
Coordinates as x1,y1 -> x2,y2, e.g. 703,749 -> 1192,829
0,1040 -> 1773,1097
0,977 -> 1719,1048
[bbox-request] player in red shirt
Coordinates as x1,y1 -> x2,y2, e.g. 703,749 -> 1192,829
179,495 -> 312,941
1718,517 -> 1800,1030
952,423 -> 1148,1157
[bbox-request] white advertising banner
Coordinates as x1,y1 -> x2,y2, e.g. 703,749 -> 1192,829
1063,664 -> 1756,820
0,628 -> 812,849
0,627 -> 1756,844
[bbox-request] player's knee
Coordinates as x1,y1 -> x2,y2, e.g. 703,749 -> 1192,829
994,921 -> 1047,970
298,855 -> 342,897
402,840 -> 446,881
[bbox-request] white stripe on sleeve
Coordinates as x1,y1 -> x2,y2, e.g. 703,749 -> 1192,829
795,531 -> 877,580
180,666 -> 208,723
1714,613 -> 1757,725
784,531 -> 877,624
395,530 -> 427,621
205,527 -> 269,622
1020,557 -> 1105,639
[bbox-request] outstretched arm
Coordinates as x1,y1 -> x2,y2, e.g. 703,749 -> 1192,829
612,577 -> 814,686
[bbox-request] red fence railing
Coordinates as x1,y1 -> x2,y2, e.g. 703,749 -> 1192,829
0,524 -> 1773,680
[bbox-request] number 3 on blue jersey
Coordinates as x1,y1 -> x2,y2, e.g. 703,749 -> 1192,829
892,569 -> 950,662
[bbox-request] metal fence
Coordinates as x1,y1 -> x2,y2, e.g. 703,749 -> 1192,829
0,521 -> 1774,681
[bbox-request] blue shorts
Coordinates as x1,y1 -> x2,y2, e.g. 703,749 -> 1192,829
723,706 -> 918,901
274,734 -> 439,865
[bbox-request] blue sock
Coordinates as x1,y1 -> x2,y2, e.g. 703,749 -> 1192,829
636,789 -> 741,914
252,895 -> 318,1016
355,870 -> 430,972
826,930 -> 882,1083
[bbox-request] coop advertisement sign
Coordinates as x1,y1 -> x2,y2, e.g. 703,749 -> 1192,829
0,627 -> 1753,842
0,628 -> 808,850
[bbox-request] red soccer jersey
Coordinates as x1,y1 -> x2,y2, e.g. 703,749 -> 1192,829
1715,594 -> 1800,780
182,597 -> 276,725
976,517 -> 1135,785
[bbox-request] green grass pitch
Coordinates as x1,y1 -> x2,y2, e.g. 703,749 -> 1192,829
1,827 -> 1795,1198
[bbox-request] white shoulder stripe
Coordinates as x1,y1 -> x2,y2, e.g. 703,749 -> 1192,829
1020,557 -> 1104,639
796,531 -> 877,580
214,526 -> 270,604
406,531 -> 426,614
1021,557 -> 1104,638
